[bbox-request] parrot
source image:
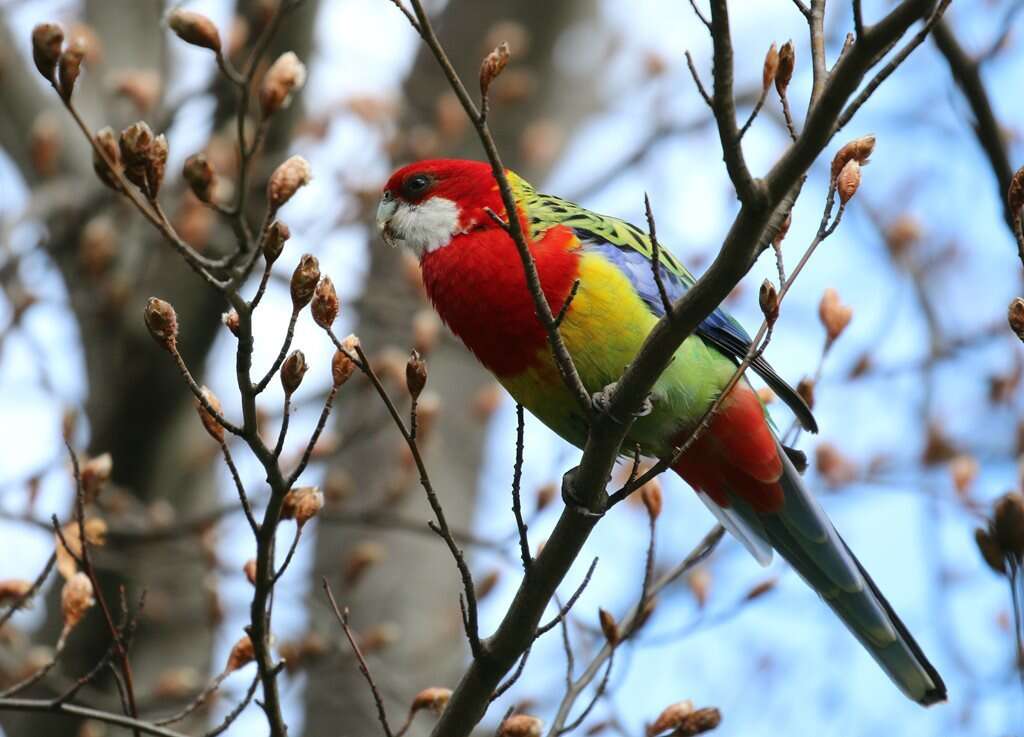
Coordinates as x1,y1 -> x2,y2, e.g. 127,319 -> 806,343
375,158 -> 946,706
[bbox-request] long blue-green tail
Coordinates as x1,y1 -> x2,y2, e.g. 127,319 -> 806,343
714,443 -> 947,706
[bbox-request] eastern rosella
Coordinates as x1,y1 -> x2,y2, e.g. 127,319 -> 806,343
376,159 -> 946,705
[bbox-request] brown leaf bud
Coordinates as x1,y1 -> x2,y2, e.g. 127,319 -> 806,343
670,707 -> 721,736
0,579 -> 34,605
93,126 -> 122,191
409,686 -> 451,716
480,41 -> 511,99
268,155 -> 312,211
476,569 -> 501,599
290,254 -> 320,308
648,700 -> 694,736
1008,298 -> 1024,342
196,386 -> 225,442
311,276 -> 339,329
147,133 -> 169,198
260,51 -> 307,118
183,153 -> 215,202
743,577 -> 778,601
31,23 -> 64,82
762,43 -> 778,92
975,528 -> 1006,574
343,542 -> 386,587
993,492 -> 1024,559
57,37 -> 87,100
499,715 -> 543,737
264,220 -> 290,264
280,350 -> 308,395
818,288 -> 852,343
80,452 -> 112,502
60,572 -> 94,635
815,441 -> 859,487
225,634 -> 254,673
281,486 -> 323,527
406,350 -> 428,400
775,40 -> 794,95
167,9 -> 221,52
640,478 -> 663,520
332,336 -> 360,387
836,159 -> 861,204
758,279 -> 779,325
144,297 -> 178,350
830,135 -> 875,182
536,482 -> 557,511
222,309 -> 240,337
1009,165 -> 1024,219
949,454 -> 978,497
119,121 -> 155,193
243,559 -> 257,585
598,607 -> 620,646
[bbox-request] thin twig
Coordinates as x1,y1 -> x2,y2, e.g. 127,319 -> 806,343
511,403 -> 532,574
535,558 -> 598,638
643,194 -> 674,318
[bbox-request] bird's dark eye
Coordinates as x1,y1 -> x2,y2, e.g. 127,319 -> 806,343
403,174 -> 432,197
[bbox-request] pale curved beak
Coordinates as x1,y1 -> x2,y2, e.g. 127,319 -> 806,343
376,196 -> 397,235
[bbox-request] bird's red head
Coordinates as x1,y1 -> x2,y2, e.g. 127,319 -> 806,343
377,159 -> 505,257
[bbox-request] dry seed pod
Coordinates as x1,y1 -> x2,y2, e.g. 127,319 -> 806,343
311,276 -> 339,328
31,23 -> 64,82
671,707 -> 721,736
290,254 -> 320,309
167,9 -> 221,52
147,133 -> 169,198
260,51 -> 307,117
332,342 -> 359,387
281,486 -> 323,527
93,127 -> 122,190
225,634 -> 254,673
480,41 -> 511,99
57,37 -> 87,100
268,155 -> 312,211
758,279 -> 779,325
647,700 -> 694,736
144,297 -> 178,350
830,135 -> 875,182
196,386 -> 225,442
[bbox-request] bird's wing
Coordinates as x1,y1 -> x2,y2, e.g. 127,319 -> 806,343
517,184 -> 817,433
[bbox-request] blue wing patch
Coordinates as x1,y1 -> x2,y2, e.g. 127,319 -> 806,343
577,234 -> 817,433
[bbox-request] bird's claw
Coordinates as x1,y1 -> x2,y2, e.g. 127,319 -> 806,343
591,386 -> 654,424
560,469 -> 604,519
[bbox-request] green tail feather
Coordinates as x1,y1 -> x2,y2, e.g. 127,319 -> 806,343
732,446 -> 947,706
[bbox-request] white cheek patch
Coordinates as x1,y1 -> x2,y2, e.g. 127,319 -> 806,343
389,197 -> 462,256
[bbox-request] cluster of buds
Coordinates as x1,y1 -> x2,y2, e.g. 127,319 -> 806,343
311,276 -> 339,329
268,155 -> 312,212
406,350 -> 428,400
167,9 -> 221,53
281,350 -> 309,396
479,41 -> 511,101
647,701 -> 721,737
975,492 -> 1024,575
498,714 -> 543,737
290,254 -> 321,309
30,22 -> 94,100
332,335 -> 360,387
759,279 -> 779,326
281,486 -> 324,527
831,135 -> 875,204
260,52 -> 308,118
818,287 -> 852,345
119,121 -> 168,199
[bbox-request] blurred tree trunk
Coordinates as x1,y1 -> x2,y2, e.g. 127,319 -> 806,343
301,3 -> 599,735
0,1 -> 318,734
